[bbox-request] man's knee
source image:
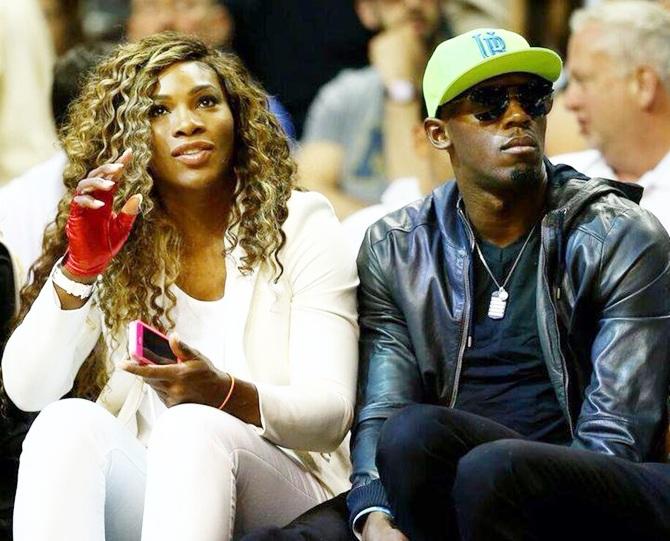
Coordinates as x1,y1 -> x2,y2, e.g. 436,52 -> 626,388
453,439 -> 537,514
376,404 -> 456,479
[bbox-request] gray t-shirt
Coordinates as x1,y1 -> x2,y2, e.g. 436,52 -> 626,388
301,67 -> 387,204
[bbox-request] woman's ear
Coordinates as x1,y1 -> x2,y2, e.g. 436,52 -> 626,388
355,0 -> 381,31
424,117 -> 452,150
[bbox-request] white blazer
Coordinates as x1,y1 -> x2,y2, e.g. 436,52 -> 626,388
2,190 -> 359,495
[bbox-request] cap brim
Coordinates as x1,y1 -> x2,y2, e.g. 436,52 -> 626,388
438,48 -> 562,111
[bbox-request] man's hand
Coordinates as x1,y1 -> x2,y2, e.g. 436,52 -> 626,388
362,511 -> 409,541
122,334 -> 232,408
369,23 -> 427,87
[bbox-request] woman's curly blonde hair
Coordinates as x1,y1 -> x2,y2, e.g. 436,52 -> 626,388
13,33 -> 296,402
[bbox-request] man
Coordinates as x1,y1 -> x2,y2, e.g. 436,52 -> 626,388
244,27 -> 670,541
341,96 -> 453,256
348,28 -> 670,540
557,1 -> 670,230
298,0 -> 450,218
126,0 -> 233,48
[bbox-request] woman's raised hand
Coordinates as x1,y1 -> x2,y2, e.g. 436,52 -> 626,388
64,149 -> 143,278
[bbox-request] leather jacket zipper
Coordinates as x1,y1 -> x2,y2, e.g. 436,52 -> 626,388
450,208 -> 475,407
541,210 -> 575,436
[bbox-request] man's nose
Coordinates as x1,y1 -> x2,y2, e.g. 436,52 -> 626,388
501,97 -> 532,127
563,80 -> 581,112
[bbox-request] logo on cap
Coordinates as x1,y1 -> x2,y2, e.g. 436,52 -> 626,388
472,32 -> 506,58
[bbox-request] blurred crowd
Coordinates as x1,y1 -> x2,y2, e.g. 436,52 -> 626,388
1,0 -> 670,314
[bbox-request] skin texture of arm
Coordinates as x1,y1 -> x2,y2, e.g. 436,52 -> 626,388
296,141 -> 367,219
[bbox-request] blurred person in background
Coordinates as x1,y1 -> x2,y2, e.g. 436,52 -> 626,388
341,96 -> 453,256
555,1 -> 670,230
126,0 -> 233,49
0,231 -> 28,540
0,0 -> 58,185
225,0 -> 370,138
39,0 -> 85,56
445,0 -> 511,33
297,0 -> 451,219
0,43 -> 113,275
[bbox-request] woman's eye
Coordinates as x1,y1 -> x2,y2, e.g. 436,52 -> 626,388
198,95 -> 218,108
148,104 -> 168,118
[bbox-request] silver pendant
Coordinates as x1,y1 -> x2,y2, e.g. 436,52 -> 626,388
488,288 -> 509,320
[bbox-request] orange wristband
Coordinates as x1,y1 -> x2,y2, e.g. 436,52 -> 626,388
218,374 -> 235,411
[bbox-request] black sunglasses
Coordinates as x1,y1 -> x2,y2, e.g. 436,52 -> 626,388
444,80 -> 554,122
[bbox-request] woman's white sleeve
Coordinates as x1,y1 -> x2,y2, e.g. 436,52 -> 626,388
255,192 -> 359,452
2,277 -> 102,411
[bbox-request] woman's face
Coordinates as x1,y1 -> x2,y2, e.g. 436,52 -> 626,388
148,60 -> 235,192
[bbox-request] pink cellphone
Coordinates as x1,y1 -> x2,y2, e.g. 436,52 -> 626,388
128,320 -> 178,365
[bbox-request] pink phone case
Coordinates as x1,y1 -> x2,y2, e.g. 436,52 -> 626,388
128,320 -> 172,365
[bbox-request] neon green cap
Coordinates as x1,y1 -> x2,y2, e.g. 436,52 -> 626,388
423,28 -> 562,117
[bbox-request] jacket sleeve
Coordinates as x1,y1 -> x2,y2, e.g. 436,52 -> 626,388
347,228 -> 424,522
253,192 -> 359,452
1,273 -> 101,412
572,208 -> 670,461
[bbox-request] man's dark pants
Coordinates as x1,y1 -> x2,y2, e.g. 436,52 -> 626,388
243,404 -> 670,541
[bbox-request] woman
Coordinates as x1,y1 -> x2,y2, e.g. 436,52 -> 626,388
1,33 -> 358,541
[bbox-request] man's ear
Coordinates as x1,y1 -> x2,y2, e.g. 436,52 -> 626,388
424,117 -> 452,150
355,0 -> 381,31
631,65 -> 660,110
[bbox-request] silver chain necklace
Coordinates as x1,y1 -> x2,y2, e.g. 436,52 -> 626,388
474,223 -> 537,320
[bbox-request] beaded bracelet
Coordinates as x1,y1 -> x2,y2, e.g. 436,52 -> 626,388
218,374 -> 236,410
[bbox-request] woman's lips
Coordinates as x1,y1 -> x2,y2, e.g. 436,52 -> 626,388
174,149 -> 213,166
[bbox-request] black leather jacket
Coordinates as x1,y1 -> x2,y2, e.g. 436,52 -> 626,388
348,161 -> 670,517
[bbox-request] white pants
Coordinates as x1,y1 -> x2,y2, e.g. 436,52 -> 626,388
14,399 -> 330,541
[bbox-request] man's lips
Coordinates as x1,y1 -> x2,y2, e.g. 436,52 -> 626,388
500,136 -> 540,155
500,135 -> 537,151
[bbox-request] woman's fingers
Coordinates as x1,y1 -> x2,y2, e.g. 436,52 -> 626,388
73,194 -> 105,209
120,194 -> 143,216
117,148 -> 133,166
76,177 -> 115,195
86,162 -> 125,180
86,149 -> 134,180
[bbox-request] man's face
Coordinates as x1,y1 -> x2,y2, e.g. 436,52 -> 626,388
127,0 -> 173,40
128,0 -> 231,47
361,0 -> 442,40
564,24 -> 635,160
169,0 -> 231,47
426,73 -> 551,194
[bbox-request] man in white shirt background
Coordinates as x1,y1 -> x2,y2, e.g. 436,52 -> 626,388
554,1 -> 670,230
